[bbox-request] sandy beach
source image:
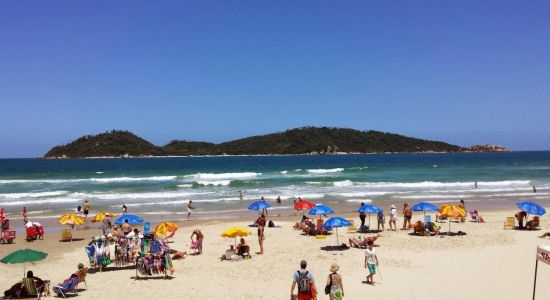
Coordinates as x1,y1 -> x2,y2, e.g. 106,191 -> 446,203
1,209 -> 549,300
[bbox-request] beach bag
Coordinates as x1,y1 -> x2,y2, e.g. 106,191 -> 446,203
324,273 -> 333,295
297,271 -> 311,293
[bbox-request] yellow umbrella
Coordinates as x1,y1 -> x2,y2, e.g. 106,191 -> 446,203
439,205 -> 466,233
58,214 -> 85,226
91,212 -> 116,223
154,222 -> 179,238
221,227 -> 252,245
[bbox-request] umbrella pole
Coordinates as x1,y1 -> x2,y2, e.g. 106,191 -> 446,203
368,214 -> 371,228
336,227 -> 339,245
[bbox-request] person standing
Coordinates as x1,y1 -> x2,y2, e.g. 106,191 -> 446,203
458,199 -> 466,222
83,200 -> 90,218
187,200 -> 195,220
533,185 -> 537,193
239,191 -> 243,200
326,263 -> 344,300
364,240 -> 379,285
276,196 -> 282,204
402,203 -> 412,230
102,215 -> 112,236
359,203 -> 366,229
377,211 -> 385,231
291,260 -> 317,300
257,213 -> 266,255
121,204 -> 127,215
474,181 -> 478,188
389,205 -> 397,231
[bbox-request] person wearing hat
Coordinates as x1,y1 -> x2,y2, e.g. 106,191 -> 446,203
325,263 -> 344,299
389,205 -> 397,231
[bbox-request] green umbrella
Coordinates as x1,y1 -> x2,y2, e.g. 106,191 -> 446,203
1,248 -> 48,276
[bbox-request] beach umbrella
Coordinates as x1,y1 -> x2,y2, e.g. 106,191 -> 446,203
248,200 -> 271,212
91,212 -> 116,223
309,204 -> 334,219
154,222 -> 180,238
58,214 -> 85,226
411,202 -> 439,217
358,204 -> 383,227
322,217 -> 352,245
516,200 -> 546,216
1,248 -> 48,276
114,214 -> 144,225
221,227 -> 252,246
439,205 -> 466,233
294,200 -> 316,215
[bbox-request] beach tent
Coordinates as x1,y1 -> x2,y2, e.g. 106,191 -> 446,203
358,204 -> 383,227
114,214 -> 144,225
1,248 -> 48,276
294,200 -> 316,215
439,205 -> 466,233
322,217 -> 352,245
221,227 -> 252,246
411,202 -> 439,217
309,204 -> 334,219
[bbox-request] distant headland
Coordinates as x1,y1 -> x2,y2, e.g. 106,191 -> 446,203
43,127 -> 508,158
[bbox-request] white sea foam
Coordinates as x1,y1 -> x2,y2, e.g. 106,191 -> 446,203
0,190 -> 70,198
95,171 -> 104,174
186,172 -> 261,180
68,190 -> 208,200
345,199 -> 373,203
352,180 -> 531,189
396,195 -> 473,199
195,180 -> 232,186
280,171 -> 288,174
306,168 -> 345,174
333,180 -> 353,187
0,197 -> 81,206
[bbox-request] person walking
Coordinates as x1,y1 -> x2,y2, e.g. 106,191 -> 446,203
291,260 -> 317,300
325,263 -> 344,299
83,200 -> 90,218
257,213 -> 266,255
402,203 -> 412,230
388,205 -> 397,231
364,240 -> 379,285
187,200 -> 195,220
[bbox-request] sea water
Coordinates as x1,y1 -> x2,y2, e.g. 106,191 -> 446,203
0,152 -> 549,219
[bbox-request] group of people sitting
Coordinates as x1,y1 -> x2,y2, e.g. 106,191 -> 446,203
221,238 -> 251,261
515,211 -> 540,230
348,233 -> 382,248
293,215 -> 328,236
412,221 -> 442,236
4,264 -> 87,299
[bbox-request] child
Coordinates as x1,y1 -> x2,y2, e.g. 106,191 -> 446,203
377,211 -> 385,231
364,240 -> 379,285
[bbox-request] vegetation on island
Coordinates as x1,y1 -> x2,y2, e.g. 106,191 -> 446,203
44,127 -> 478,158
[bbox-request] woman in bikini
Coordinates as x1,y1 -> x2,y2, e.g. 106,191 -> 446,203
257,214 -> 266,255
190,229 -> 204,254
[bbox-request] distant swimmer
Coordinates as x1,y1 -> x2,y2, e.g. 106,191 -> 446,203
276,196 -> 282,204
474,181 -> 478,188
187,200 -> 195,220
533,185 -> 537,193
239,191 -> 243,200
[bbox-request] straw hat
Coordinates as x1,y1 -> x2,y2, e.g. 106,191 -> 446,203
330,263 -> 339,272
390,204 -> 396,209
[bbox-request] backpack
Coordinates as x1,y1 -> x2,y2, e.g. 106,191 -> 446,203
297,271 -> 311,293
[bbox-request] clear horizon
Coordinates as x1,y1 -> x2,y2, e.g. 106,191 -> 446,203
1,1 -> 550,157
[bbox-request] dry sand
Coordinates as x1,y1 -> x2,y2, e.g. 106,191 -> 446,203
1,210 -> 550,300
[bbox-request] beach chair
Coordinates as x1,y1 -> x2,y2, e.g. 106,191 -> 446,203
76,267 -> 88,289
54,277 -> 78,298
346,219 -> 357,233
22,278 -> 45,299
504,217 -> 515,229
143,222 -> 150,234
61,228 -> 72,242
424,215 -> 432,224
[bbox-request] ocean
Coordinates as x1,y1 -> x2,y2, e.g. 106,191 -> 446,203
0,152 -> 549,220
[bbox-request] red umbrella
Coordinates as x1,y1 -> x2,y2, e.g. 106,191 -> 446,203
294,200 -> 316,215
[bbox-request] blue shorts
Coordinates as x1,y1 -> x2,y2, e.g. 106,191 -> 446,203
368,263 -> 376,274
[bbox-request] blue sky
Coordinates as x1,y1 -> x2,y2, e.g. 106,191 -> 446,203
1,1 -> 549,157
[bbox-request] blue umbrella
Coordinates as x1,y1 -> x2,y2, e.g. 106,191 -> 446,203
114,214 -> 144,225
516,200 -> 546,216
309,204 -> 334,218
248,200 -> 271,211
358,204 -> 383,227
411,202 -> 439,217
322,217 -> 352,244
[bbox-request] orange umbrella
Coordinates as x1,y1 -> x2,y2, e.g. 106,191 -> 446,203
91,212 -> 116,223
439,205 -> 466,233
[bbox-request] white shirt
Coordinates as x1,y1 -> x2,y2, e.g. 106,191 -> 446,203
390,208 -> 397,220
365,247 -> 376,265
